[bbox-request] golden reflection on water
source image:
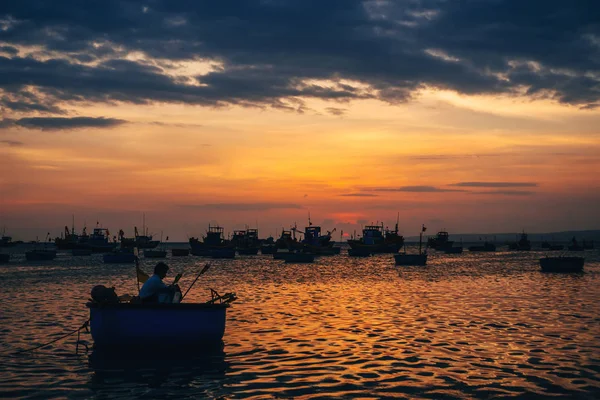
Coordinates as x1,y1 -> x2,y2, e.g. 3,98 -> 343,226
0,245 -> 599,399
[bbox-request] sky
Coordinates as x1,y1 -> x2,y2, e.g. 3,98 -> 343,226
1,0 -> 600,241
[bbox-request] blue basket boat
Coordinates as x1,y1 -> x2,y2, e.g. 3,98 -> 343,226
87,302 -> 230,349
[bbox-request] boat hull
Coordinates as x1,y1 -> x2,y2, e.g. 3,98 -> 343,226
444,246 -> 463,254
394,253 -> 427,266
72,248 -> 93,256
540,257 -> 584,273
87,303 -> 228,348
237,247 -> 260,255
0,253 -> 9,263
282,253 -> 315,263
347,241 -> 402,253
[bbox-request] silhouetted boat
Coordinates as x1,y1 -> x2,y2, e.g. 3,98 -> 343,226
72,248 -> 93,256
540,256 -> 584,273
103,248 -> 137,264
427,230 -> 454,250
468,241 -> 497,252
508,232 -> 531,251
347,220 -> 404,254
0,232 -> 15,247
87,302 -> 230,349
231,228 -> 261,255
189,225 -> 235,256
80,227 -> 118,253
144,249 -> 167,258
171,248 -> 190,257
0,253 -> 9,263
395,225 -> 428,266
292,219 -> 340,255
237,247 -> 260,255
25,249 -> 57,261
444,246 -> 463,254
260,244 -> 277,254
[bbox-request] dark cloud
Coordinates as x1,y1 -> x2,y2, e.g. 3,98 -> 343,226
339,193 -> 378,197
469,190 -> 536,196
0,0 -> 598,115
14,117 -> 127,130
180,202 -> 303,211
367,186 -> 466,193
0,139 -> 23,147
0,46 -> 18,55
451,182 -> 538,188
326,107 -> 347,116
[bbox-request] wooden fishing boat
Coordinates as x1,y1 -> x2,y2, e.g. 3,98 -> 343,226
171,248 -> 190,257
444,246 -> 463,254
395,225 -> 427,266
540,256 -> 584,273
87,302 -> 230,348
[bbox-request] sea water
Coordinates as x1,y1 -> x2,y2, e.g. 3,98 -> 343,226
1,244 -> 599,399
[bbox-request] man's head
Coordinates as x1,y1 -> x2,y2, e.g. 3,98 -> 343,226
154,262 -> 169,279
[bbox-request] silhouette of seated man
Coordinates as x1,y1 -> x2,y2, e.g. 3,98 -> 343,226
139,262 -> 181,303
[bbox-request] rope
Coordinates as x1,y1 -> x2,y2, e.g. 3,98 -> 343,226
8,319 -> 90,357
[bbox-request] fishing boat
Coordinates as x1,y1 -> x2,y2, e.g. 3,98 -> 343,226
144,249 -> 167,258
0,253 -> 9,263
292,219 -> 339,255
468,241 -> 497,252
72,248 -> 93,256
25,249 -> 57,261
508,232 -> 531,251
80,227 -> 118,253
54,217 -> 82,250
0,228 -> 16,247
87,302 -> 230,348
231,229 -> 261,255
103,248 -> 137,264
540,256 -> 584,273
427,230 -> 454,250
189,225 -> 235,256
171,248 -> 190,257
347,219 -> 404,254
444,246 -> 463,254
395,225 -> 427,266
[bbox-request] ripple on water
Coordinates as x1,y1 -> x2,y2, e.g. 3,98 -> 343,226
0,247 -> 599,398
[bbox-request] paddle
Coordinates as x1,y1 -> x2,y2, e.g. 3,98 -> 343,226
181,263 -> 211,301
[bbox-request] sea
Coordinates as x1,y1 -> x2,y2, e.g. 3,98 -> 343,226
1,244 -> 599,399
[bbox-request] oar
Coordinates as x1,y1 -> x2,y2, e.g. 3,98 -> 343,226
181,263 -> 211,301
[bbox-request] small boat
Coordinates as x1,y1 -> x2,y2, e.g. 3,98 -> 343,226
25,249 -> 57,261
348,248 -> 371,257
468,241 -> 496,252
144,249 -> 167,258
540,256 -> 584,273
508,231 -> 531,251
87,302 -> 230,349
281,252 -> 315,263
103,249 -> 137,264
347,218 -> 404,254
72,248 -> 93,256
395,225 -> 428,266
171,248 -> 190,257
210,248 -> 236,259
444,246 -> 463,254
0,253 -> 9,263
427,230 -> 454,250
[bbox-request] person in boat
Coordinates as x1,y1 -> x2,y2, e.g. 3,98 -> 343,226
139,262 -> 181,303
